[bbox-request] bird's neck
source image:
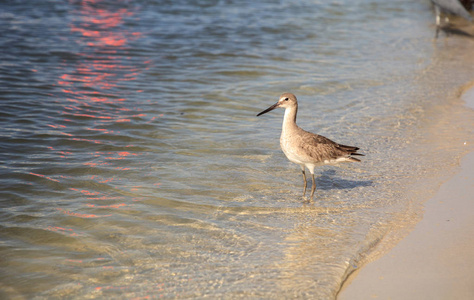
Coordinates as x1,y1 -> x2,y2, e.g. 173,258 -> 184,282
281,106 -> 298,134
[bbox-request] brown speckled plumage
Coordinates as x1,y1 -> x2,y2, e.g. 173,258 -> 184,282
257,93 -> 363,201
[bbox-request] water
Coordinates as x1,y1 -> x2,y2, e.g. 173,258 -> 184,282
1,0 -> 474,299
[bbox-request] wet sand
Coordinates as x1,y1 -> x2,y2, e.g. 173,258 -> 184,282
338,90 -> 474,299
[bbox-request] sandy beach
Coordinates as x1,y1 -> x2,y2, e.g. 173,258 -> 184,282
338,90 -> 474,299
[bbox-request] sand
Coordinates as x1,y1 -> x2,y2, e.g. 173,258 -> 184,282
338,91 -> 474,299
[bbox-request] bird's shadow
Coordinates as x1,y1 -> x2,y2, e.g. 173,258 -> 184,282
438,25 -> 474,38
314,169 -> 372,191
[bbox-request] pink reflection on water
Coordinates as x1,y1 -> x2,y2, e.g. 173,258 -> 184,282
105,151 -> 137,160
86,127 -> 115,134
45,0 -> 153,223
46,226 -> 84,237
29,172 -> 60,183
57,208 -> 112,218
86,203 -> 127,209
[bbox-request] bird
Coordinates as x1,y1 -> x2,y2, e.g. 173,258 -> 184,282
256,93 -> 363,201
431,0 -> 473,37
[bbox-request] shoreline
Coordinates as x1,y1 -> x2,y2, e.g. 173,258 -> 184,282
338,87 -> 474,299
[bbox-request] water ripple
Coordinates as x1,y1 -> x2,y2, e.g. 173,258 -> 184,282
1,0 -> 474,299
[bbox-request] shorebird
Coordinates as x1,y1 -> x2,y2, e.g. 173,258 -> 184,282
257,93 -> 363,201
431,0 -> 473,37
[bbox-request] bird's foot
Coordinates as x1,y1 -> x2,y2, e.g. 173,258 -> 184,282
302,195 -> 312,204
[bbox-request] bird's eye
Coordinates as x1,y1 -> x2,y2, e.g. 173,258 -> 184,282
284,98 -> 289,101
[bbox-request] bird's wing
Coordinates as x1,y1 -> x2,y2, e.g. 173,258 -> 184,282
297,129 -> 363,161
297,130 -> 348,161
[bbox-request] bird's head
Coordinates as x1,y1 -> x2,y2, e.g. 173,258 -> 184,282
256,93 -> 298,116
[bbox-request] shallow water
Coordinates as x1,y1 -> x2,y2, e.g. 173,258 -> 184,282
1,0 -> 474,299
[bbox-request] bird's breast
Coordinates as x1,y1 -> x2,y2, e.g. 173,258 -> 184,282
280,133 -> 306,165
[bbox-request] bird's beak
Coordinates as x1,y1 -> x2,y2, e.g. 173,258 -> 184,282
256,102 -> 280,116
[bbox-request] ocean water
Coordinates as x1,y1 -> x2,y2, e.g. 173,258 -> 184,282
1,0 -> 474,299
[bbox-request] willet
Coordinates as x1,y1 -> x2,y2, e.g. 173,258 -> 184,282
257,93 -> 363,201
431,0 -> 473,37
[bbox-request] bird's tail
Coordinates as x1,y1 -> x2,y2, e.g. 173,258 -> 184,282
338,144 -> 364,161
348,157 -> 361,162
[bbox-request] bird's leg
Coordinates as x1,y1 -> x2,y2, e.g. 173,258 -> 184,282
435,5 -> 441,38
310,173 -> 316,201
301,169 -> 307,197
435,5 -> 441,26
